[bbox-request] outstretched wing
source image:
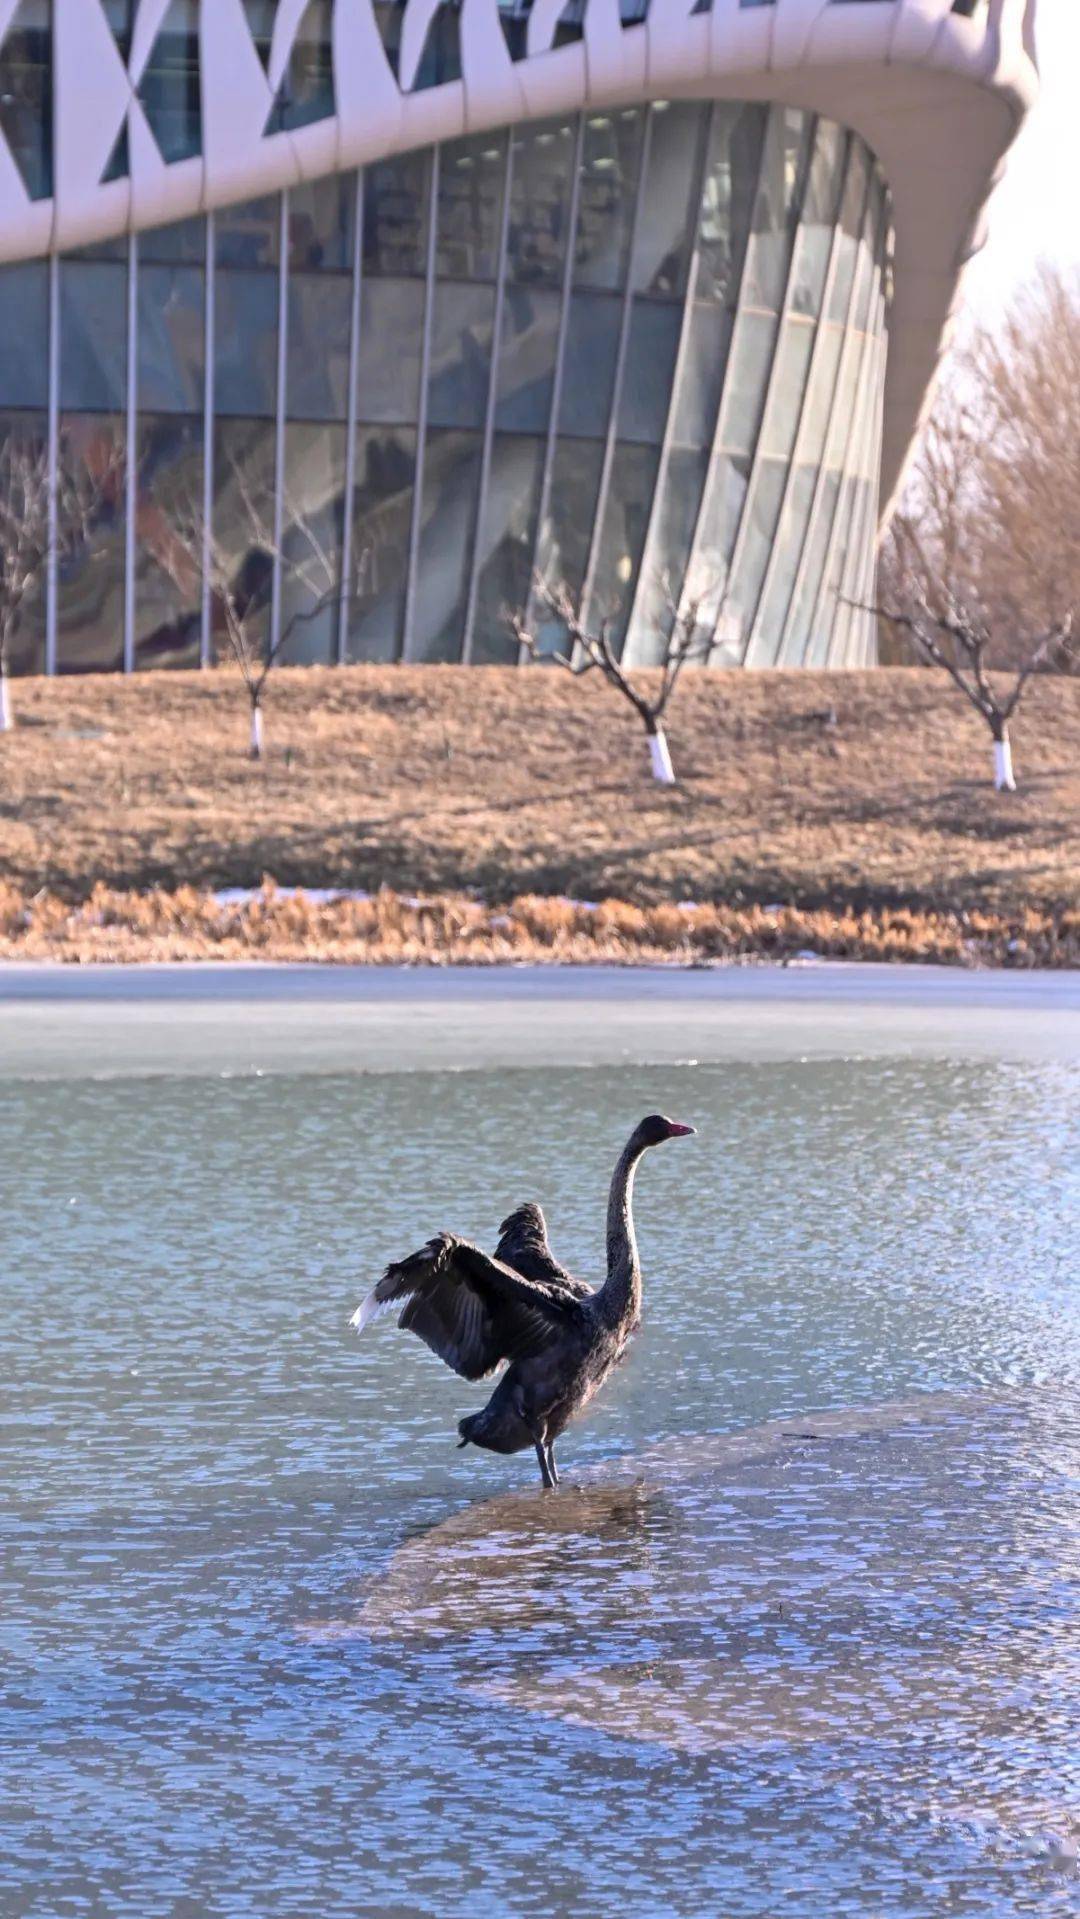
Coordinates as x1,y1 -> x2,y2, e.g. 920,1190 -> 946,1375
350,1232 -> 575,1381
495,1202 -> 592,1300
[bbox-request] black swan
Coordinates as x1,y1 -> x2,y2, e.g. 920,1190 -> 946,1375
349,1114 -> 695,1488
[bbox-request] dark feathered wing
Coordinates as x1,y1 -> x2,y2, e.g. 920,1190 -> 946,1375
350,1232 -> 575,1381
495,1202 -> 592,1300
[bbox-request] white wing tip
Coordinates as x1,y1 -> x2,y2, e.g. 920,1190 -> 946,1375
349,1290 -> 381,1334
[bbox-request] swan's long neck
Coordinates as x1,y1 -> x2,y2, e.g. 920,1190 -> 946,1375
597,1133 -> 646,1330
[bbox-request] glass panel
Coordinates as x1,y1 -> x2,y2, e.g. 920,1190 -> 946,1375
728,456 -> 787,638
436,133 -> 507,281
753,462 -> 817,664
211,419 -> 277,665
720,310 -> 778,455
759,316 -> 815,460
60,258 -> 128,413
138,0 -> 201,164
741,108 -> 810,313
427,282 -> 495,431
627,444 -> 709,664
56,416 -> 127,674
139,215 -> 206,265
790,120 -> 846,318
534,437 -> 605,621
412,3 -> 461,89
286,274 -> 353,421
826,142 -> 867,324
585,441 -> 660,650
556,291 -> 620,439
574,107 -> 646,292
0,0 -> 52,200
269,0 -> 334,133
134,415 -> 203,670
683,452 -> 750,643
0,263 -> 49,408
214,270 -> 279,418
790,471 -> 840,666
632,102 -> 704,298
279,423 -> 346,665
137,263 -> 205,414
471,432 -> 546,664
0,411 -> 48,674
617,303 -> 681,444
347,426 -> 415,662
288,175 -> 355,273
363,150 -> 431,277
670,303 -> 733,449
507,119 -> 576,286
215,194 -> 280,270
355,278 -> 425,424
797,322 -> 843,467
697,105 -> 766,306
411,429 -> 483,662
495,285 -> 561,434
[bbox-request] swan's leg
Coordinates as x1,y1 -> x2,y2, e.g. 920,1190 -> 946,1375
534,1440 -> 556,1490
546,1444 -> 560,1486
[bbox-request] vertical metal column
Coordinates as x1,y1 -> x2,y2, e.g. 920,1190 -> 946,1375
123,229 -> 138,674
401,145 -> 440,662
578,105 -> 655,628
45,251 -> 60,676
460,132 -> 515,664
271,188 -> 290,655
201,210 -> 216,667
623,104 -> 716,664
337,168 -> 365,666
519,110 -> 587,659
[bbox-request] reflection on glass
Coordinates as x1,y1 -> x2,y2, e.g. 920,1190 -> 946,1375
279,424 -> 346,665
0,0 -> 52,200
720,310 -> 778,455
790,121 -> 846,317
586,441 -> 660,649
792,471 -> 841,667
671,304 -> 733,450
268,0 -> 334,133
534,438 -> 605,634
0,409 -> 48,673
0,263 -> 49,408
697,105 -> 766,306
138,263 -> 205,414
364,151 -> 431,277
574,108 -> 645,291
729,457 -> 788,640
507,120 -> 576,285
214,271 -> 279,418
633,102 -> 703,298
411,429 -> 483,661
215,195 -> 280,271
139,215 -> 206,265
472,433 -> 546,663
288,175 -> 355,272
759,316 -> 815,460
134,415 -> 203,670
138,0 -> 201,163
427,282 -> 495,430
752,462 -> 817,664
355,279 -> 425,424
827,142 -> 868,326
287,275 -> 353,421
212,419 -> 277,664
495,285 -> 561,433
557,292 -> 620,438
60,258 -> 128,413
617,303 -> 682,444
741,108 -> 810,312
436,133 -> 507,280
348,427 -> 416,662
412,3 -> 462,90
56,416 -> 127,673
627,445 -> 710,664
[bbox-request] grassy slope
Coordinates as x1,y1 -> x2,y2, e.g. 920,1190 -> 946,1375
1,662 -> 1078,915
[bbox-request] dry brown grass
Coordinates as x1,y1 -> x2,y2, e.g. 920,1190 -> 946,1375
1,662 -> 1078,926
1,880 -> 1077,967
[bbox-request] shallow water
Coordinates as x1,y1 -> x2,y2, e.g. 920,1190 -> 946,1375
2,1019 -> 1080,1916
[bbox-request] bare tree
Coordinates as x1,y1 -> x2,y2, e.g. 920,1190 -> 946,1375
511,577 -> 714,785
0,427 -> 123,732
152,441 -> 360,759
876,263 -> 1080,789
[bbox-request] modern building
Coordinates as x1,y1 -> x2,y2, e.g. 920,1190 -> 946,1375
0,0 -> 1036,676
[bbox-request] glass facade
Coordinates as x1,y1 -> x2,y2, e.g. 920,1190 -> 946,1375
0,102 -> 890,675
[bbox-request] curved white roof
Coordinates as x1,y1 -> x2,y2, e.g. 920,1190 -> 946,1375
0,0 -> 1036,504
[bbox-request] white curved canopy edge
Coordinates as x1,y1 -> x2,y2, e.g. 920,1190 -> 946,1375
0,0 -> 1037,510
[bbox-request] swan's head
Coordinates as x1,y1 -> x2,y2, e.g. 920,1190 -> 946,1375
635,1113 -> 696,1148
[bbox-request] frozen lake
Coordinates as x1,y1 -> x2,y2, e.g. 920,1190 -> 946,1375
2,967 -> 1079,1915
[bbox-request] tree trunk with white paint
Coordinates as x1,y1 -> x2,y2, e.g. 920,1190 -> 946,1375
992,718 -> 1016,792
249,703 -> 264,761
647,724 -> 676,785
0,666 -> 11,734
